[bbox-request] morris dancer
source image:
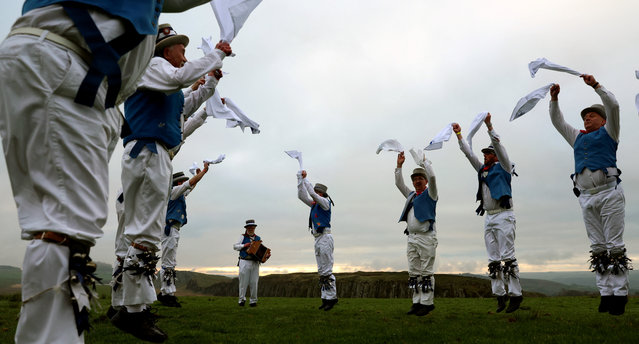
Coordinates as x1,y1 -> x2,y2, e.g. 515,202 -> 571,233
158,164 -> 211,307
395,152 -> 438,316
233,219 -> 268,307
112,24 -> 231,342
548,75 -> 630,315
0,1 -> 211,342
453,114 -> 523,313
297,170 -> 338,311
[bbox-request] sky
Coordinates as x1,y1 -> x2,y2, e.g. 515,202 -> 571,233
1,0 -> 639,277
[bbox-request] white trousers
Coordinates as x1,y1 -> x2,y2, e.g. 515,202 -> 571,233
119,140 -> 172,307
238,259 -> 260,303
484,210 -> 522,297
0,34 -> 119,344
407,231 -> 437,305
315,233 -> 337,300
160,226 -> 180,295
579,185 -> 628,296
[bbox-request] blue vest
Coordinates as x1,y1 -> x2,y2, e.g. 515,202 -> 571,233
573,127 -> 617,174
398,190 -> 437,224
123,89 -> 185,149
478,163 -> 512,201
23,0 -> 163,35
239,234 -> 261,259
166,195 -> 187,227
309,202 -> 331,230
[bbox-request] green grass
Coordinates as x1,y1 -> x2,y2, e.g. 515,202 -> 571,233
1,294 -> 638,343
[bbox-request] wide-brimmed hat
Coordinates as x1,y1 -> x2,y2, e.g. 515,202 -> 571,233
244,219 -> 258,228
410,168 -> 427,179
155,24 -> 189,56
481,145 -> 496,155
314,183 -> 329,196
172,172 -> 189,186
580,104 -> 606,120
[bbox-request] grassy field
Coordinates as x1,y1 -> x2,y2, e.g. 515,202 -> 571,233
1,293 -> 637,343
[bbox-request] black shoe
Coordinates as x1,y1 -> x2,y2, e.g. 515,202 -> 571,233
609,295 -> 628,316
158,293 -> 181,308
318,299 -> 327,310
415,304 -> 435,316
406,303 -> 420,315
239,301 -> 245,307
599,295 -> 613,313
249,303 -> 257,307
323,298 -> 338,311
505,296 -> 523,313
107,306 -> 119,320
111,308 -> 168,343
496,295 -> 508,313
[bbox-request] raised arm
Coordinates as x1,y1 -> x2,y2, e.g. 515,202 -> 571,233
182,70 -> 222,117
394,152 -> 412,198
137,51 -> 225,93
583,74 -> 620,142
484,114 -> 512,174
169,181 -> 191,201
304,179 -> 330,211
182,107 -> 208,139
297,171 -> 313,207
423,160 -> 438,201
452,123 -> 482,171
549,84 -> 579,146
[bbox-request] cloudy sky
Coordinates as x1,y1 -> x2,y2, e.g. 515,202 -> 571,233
1,1 -> 638,277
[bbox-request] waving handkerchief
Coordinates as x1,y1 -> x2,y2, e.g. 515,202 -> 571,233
211,0 -> 262,43
466,111 -> 489,151
285,150 -> 303,170
189,162 -> 200,175
204,154 -> 226,165
225,98 -> 260,134
376,139 -> 404,154
199,36 -> 216,56
529,58 -> 581,78
424,123 -> 453,151
206,89 -> 241,120
408,148 -> 429,168
510,83 -> 554,121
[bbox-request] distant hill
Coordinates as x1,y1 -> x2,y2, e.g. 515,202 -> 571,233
3,264 -> 636,297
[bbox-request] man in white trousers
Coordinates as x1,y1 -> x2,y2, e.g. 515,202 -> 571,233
453,114 -> 523,313
112,23 -> 231,342
233,219 -> 268,307
548,75 -> 629,315
297,170 -> 338,311
158,164 -> 211,307
395,152 -> 438,316
0,1 -> 212,343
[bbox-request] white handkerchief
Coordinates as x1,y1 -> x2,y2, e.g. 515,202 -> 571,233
409,148 -> 432,168
204,154 -> 226,165
198,36 -> 216,56
466,111 -> 489,151
206,89 -> 242,121
225,98 -> 260,134
510,83 -> 554,121
211,0 -> 262,43
189,162 -> 199,175
424,123 -> 453,151
528,58 -> 581,78
285,150 -> 303,170
376,139 -> 404,154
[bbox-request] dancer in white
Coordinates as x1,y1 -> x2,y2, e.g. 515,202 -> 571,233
548,75 -> 629,315
395,152 -> 438,316
453,114 -> 523,313
297,170 -> 338,311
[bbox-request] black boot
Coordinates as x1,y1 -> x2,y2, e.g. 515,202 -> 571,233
608,295 -> 628,316
324,298 -> 338,311
496,295 -> 508,313
111,308 -> 168,343
318,298 -> 327,310
505,295 -> 523,313
598,295 -> 613,313
415,304 -> 435,316
406,303 -> 420,315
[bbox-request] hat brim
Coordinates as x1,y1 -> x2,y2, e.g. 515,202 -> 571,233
173,176 -> 189,184
580,107 -> 606,120
481,148 -> 496,155
244,224 -> 258,228
155,35 -> 189,56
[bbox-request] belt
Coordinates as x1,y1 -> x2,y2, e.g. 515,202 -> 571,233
579,181 -> 617,195
33,231 -> 71,246
486,208 -> 511,216
8,27 -> 91,63
312,228 -> 332,237
131,242 -> 152,252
